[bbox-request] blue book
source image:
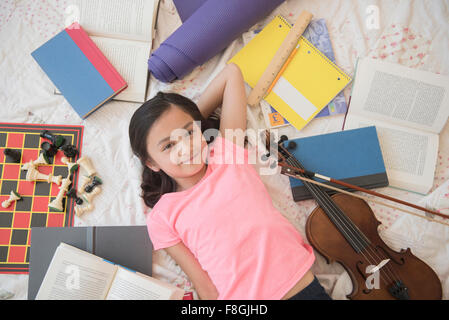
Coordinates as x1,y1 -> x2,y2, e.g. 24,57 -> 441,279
31,23 -> 127,119
283,126 -> 389,201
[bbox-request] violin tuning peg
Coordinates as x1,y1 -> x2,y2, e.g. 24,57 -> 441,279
278,135 -> 289,144
287,141 -> 297,150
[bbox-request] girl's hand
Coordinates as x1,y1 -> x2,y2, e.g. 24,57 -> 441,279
196,63 -> 247,147
164,242 -> 219,300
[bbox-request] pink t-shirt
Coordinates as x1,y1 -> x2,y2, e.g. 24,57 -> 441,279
146,136 -> 315,299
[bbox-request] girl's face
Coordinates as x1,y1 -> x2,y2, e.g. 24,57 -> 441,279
145,105 -> 208,179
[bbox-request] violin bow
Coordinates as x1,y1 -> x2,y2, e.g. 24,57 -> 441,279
262,130 -> 449,227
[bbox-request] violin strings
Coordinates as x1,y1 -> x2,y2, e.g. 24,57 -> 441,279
282,157 -> 367,250
282,149 -> 400,288
286,156 -> 405,290
284,154 -> 400,287
290,157 -> 404,288
266,132 -> 401,290
272,139 -> 369,253
284,156 -> 397,288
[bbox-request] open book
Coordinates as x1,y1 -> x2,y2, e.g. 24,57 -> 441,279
36,242 -> 185,300
344,57 -> 449,194
57,0 -> 160,103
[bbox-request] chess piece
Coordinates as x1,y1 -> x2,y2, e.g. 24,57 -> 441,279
81,186 -> 101,204
77,156 -> 96,177
40,130 -> 65,148
3,149 -> 21,163
75,186 -> 101,217
34,152 -> 51,165
2,191 -> 21,208
75,203 -> 93,217
78,175 -> 91,194
48,177 -> 72,212
66,188 -> 84,205
41,141 -> 58,157
61,157 -> 79,174
21,160 -> 35,171
60,144 -> 78,158
21,153 -> 51,170
85,176 -> 102,193
26,165 -> 62,185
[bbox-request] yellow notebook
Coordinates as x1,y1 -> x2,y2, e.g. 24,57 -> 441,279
228,15 -> 352,131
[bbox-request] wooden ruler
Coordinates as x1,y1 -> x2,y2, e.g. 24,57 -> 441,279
247,11 -> 313,107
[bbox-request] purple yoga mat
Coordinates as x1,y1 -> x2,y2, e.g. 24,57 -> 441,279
173,0 -> 206,23
148,0 -> 285,83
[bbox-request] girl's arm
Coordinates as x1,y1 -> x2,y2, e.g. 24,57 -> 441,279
196,63 -> 247,146
164,242 -> 219,300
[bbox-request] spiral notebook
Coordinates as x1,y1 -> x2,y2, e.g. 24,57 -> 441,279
258,19 -> 349,129
228,15 -> 352,131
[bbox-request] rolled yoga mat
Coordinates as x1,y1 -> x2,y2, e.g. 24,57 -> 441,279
172,0 -> 206,23
148,0 -> 285,83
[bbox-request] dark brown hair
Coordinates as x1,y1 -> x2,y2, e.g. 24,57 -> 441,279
128,91 -> 220,208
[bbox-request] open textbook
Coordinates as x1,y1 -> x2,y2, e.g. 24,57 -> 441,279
56,0 -> 160,103
344,57 -> 449,194
36,243 -> 185,300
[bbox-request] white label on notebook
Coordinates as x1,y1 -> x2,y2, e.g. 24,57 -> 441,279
272,76 -> 317,120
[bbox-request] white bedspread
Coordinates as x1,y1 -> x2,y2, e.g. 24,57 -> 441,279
0,0 -> 448,300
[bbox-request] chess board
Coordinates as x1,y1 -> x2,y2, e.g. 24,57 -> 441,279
0,123 -> 83,274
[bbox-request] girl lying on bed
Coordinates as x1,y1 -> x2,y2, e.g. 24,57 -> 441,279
128,63 -> 331,300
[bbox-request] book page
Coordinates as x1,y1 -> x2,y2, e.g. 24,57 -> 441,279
344,115 -> 438,194
106,267 -> 185,300
36,243 -> 117,300
91,36 -> 150,102
68,0 -> 157,42
349,58 -> 449,134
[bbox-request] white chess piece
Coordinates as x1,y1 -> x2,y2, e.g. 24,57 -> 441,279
75,185 -> 101,217
21,153 -> 50,170
26,165 -> 62,185
75,203 -> 93,217
61,157 -> 79,174
1,191 -> 21,208
77,156 -> 96,177
77,175 -> 91,194
21,160 -> 35,171
48,177 -> 72,212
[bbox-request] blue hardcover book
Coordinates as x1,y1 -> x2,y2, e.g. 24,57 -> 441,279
31,23 -> 127,119
283,126 -> 389,201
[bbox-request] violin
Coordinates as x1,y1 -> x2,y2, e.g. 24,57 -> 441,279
264,131 -> 442,300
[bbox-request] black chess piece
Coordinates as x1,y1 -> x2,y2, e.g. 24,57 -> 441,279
66,188 -> 83,205
60,144 -> 78,158
41,141 -> 58,157
3,148 -> 21,163
84,176 -> 102,193
40,130 -> 65,148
